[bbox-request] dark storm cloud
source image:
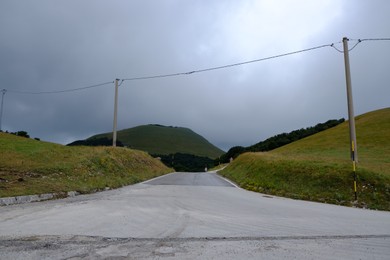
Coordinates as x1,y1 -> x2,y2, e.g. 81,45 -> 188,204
0,0 -> 389,151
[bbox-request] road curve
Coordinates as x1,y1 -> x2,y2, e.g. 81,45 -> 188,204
1,171 -> 390,259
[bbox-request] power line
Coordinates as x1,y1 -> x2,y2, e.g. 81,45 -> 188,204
359,38 -> 390,42
5,38 -> 390,94
121,38 -> 388,81
7,43 -> 335,95
7,81 -> 114,95
122,43 -> 334,81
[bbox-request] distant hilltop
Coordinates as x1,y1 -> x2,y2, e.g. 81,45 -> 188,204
68,124 -> 224,159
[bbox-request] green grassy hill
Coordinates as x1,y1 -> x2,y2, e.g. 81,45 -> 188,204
0,133 -> 172,198
220,108 -> 390,210
88,124 -> 224,159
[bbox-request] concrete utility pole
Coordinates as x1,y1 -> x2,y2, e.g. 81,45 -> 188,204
112,79 -> 119,147
342,37 -> 358,200
0,89 -> 6,131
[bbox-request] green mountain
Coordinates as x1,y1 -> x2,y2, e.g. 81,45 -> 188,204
220,107 -> 390,210
87,124 -> 224,159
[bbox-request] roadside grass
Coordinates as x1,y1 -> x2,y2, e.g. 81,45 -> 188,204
220,108 -> 390,211
0,133 -> 172,198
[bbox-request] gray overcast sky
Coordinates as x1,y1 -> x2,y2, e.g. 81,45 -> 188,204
1,0 -> 389,151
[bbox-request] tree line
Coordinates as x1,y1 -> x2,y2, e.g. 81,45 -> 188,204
1,130 -> 40,141
218,118 -> 345,163
153,153 -> 214,172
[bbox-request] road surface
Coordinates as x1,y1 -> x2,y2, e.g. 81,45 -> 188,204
1,171 -> 390,259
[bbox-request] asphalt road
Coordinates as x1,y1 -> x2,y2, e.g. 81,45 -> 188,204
1,171 -> 390,259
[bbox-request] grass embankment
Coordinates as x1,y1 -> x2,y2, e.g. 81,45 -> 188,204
220,108 -> 390,211
0,133 -> 172,198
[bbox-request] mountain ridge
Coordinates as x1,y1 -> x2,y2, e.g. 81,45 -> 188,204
84,124 -> 224,159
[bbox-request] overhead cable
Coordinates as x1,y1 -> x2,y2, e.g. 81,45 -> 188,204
122,43 -> 334,81
6,37 -> 390,94
359,38 -> 390,42
7,81 -> 114,95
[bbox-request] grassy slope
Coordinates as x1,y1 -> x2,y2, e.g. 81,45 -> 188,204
220,108 -> 390,210
0,133 -> 172,197
89,125 -> 224,159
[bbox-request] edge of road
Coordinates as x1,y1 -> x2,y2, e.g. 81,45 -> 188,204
1,170 -> 227,207
139,171 -> 178,185
213,170 -> 240,189
0,191 -> 80,207
141,169 -> 241,189
0,171 -> 178,207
